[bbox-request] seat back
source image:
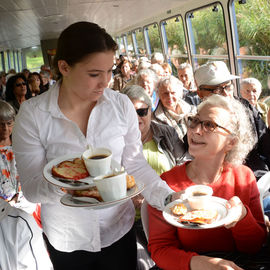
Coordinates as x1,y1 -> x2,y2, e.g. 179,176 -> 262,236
257,172 -> 270,218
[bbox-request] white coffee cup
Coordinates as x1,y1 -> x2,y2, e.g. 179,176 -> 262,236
184,185 -> 213,210
82,147 -> 112,177
93,171 -> 127,202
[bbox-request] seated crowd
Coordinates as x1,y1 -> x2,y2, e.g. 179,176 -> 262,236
1,54 -> 270,270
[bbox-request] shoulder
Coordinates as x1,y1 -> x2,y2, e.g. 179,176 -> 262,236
151,121 -> 178,137
225,164 -> 256,182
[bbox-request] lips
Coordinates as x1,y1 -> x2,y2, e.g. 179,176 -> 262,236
190,138 -> 205,145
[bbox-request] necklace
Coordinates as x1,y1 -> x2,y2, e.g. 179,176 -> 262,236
142,128 -> 153,144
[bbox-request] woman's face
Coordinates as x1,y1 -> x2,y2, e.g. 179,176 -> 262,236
13,78 -> 27,98
132,100 -> 151,137
121,63 -> 130,76
0,119 -> 14,142
61,51 -> 114,102
32,75 -> 41,86
138,74 -> 155,97
159,83 -> 180,111
187,105 -> 234,160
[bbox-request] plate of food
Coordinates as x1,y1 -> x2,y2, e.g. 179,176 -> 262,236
60,179 -> 145,209
43,153 -> 121,190
163,196 -> 230,229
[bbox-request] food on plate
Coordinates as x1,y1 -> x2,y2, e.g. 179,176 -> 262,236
126,175 -> 135,189
170,203 -> 188,216
52,158 -> 89,180
73,186 -> 103,202
178,209 -> 218,225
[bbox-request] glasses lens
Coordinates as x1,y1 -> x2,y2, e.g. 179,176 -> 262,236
202,120 -> 217,132
136,107 -> 149,117
187,116 -> 199,128
16,82 -> 26,87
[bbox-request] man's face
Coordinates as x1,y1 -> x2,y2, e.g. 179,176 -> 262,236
197,81 -> 234,100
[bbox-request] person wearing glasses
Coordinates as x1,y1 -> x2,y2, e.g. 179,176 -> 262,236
153,76 -> 196,141
5,74 -> 32,114
124,85 -> 189,175
194,61 -> 270,181
148,94 -> 267,270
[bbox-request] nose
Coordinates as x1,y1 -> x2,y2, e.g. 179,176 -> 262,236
98,73 -> 109,88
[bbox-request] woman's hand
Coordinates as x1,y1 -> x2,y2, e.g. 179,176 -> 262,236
171,190 -> 186,201
224,196 -> 247,228
132,194 -> 144,209
190,255 -> 244,270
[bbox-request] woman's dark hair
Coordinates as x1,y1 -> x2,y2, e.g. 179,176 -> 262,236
5,73 -> 32,101
53,21 -> 118,80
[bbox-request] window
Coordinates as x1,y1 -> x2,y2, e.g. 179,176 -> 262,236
133,28 -> 146,57
161,16 -> 187,77
232,0 -> 270,96
126,32 -> 135,59
186,3 -> 228,68
4,51 -> 9,72
25,46 -> 44,72
144,23 -> 162,57
116,36 -> 126,56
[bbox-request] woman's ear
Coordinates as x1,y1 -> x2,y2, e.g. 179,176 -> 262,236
225,137 -> 238,152
58,60 -> 70,76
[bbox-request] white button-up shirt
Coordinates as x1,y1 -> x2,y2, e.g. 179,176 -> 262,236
12,82 -> 172,252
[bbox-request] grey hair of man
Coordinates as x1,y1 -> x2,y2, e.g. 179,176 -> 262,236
151,52 -> 164,64
0,100 -> 16,121
158,75 -> 184,99
177,62 -> 193,71
240,78 -> 262,94
197,94 -> 256,166
40,70 -> 51,79
135,68 -> 160,88
122,85 -> 152,108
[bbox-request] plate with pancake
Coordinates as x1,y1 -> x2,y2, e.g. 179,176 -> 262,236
43,153 -> 121,190
163,196 -> 231,229
60,180 -> 144,209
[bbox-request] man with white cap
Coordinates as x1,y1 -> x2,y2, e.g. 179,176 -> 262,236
194,61 -> 270,180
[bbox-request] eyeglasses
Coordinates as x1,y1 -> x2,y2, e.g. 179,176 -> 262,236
187,116 -> 232,134
15,82 -> 26,87
199,83 -> 233,95
136,107 -> 149,117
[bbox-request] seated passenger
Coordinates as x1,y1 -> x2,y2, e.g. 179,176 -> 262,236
0,199 -> 52,270
5,74 -> 32,114
153,76 -> 196,141
240,77 -> 268,125
124,85 -> 189,175
28,72 -> 45,96
135,68 -> 160,111
195,61 -> 270,180
162,63 -> 172,77
0,100 -> 36,215
177,63 -> 200,106
148,94 -> 267,270
112,59 -> 134,92
151,52 -> 164,65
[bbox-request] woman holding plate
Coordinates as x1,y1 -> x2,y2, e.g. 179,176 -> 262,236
148,94 -> 267,270
12,22 -> 180,270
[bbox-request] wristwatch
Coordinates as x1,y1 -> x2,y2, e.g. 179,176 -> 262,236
164,193 -> 173,206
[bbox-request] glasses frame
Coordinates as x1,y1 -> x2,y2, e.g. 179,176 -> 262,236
199,83 -> 233,95
136,107 -> 149,117
187,116 -> 232,134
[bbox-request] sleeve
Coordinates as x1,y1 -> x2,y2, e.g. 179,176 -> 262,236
148,205 -> 197,270
121,95 -> 173,210
12,102 -> 64,204
231,171 -> 267,253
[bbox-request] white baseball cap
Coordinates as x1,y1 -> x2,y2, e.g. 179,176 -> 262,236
194,61 -> 240,87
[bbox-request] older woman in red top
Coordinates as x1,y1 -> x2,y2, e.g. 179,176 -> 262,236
148,94 -> 267,270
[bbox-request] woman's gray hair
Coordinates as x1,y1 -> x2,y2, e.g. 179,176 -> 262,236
197,94 -> 256,166
135,68 -> 159,87
0,100 -> 16,121
123,85 -> 152,108
158,75 -> 184,99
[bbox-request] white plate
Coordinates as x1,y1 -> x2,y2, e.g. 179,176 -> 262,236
60,181 -> 145,209
163,196 -> 230,229
43,153 -> 121,190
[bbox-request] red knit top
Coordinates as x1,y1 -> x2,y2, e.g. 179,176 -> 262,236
148,162 -> 267,270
